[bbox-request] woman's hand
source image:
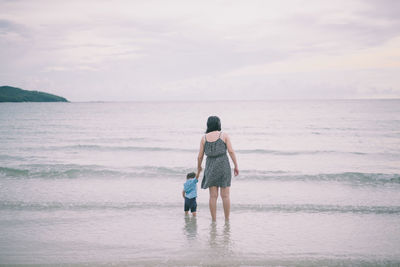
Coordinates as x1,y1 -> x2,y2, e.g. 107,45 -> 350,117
234,166 -> 239,176
196,166 -> 203,178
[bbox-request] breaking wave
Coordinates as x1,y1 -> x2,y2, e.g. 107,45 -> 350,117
0,165 -> 399,185
1,201 -> 399,214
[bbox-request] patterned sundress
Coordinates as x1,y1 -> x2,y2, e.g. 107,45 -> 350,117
201,132 -> 232,189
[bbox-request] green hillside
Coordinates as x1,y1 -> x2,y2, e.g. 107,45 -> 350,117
0,86 -> 68,102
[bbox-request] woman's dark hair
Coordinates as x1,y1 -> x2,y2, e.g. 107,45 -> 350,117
206,116 -> 221,133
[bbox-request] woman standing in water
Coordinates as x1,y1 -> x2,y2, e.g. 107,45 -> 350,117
197,116 -> 239,221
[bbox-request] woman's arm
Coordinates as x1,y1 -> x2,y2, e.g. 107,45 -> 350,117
196,137 -> 205,178
225,133 -> 239,176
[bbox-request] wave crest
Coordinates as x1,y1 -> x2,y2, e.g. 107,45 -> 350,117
1,201 -> 399,214
17,144 -> 388,156
1,165 -> 399,185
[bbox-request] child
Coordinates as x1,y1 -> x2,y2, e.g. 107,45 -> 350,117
182,172 -> 198,216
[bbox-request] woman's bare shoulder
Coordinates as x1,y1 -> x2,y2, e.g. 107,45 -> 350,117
221,132 -> 230,142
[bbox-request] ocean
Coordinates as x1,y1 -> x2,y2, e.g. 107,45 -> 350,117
0,100 -> 399,266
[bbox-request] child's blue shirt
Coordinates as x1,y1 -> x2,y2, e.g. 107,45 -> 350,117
183,178 -> 198,199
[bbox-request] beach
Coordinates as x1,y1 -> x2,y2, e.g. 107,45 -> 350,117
1,100 -> 400,266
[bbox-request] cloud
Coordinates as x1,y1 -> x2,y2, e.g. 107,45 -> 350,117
0,18 -> 30,44
0,0 -> 399,101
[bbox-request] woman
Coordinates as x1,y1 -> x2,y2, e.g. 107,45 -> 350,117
197,116 -> 239,221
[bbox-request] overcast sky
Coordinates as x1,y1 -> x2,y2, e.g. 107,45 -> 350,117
1,0 -> 399,101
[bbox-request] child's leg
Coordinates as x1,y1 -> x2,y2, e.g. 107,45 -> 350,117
191,198 -> 197,217
184,197 -> 189,215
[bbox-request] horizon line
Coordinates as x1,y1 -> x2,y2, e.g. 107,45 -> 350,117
66,98 -> 400,103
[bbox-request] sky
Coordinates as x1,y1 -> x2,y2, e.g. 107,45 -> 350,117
0,0 -> 399,101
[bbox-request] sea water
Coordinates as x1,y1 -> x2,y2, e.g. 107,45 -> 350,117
0,100 -> 399,266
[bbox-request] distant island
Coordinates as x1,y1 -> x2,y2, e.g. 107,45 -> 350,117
0,86 -> 68,102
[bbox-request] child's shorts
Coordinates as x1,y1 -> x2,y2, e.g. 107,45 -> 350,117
184,197 -> 197,212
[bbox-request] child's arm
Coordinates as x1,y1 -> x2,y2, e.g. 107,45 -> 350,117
182,189 -> 185,199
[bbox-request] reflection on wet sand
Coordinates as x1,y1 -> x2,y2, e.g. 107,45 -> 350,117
183,215 -> 197,240
208,221 -> 233,257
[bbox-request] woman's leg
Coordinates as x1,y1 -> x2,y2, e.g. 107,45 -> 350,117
209,186 -> 218,221
220,186 -> 230,221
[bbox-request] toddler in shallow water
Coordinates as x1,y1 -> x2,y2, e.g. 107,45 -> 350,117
182,172 -> 198,216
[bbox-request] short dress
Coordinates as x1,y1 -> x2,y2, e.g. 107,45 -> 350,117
201,132 -> 232,189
